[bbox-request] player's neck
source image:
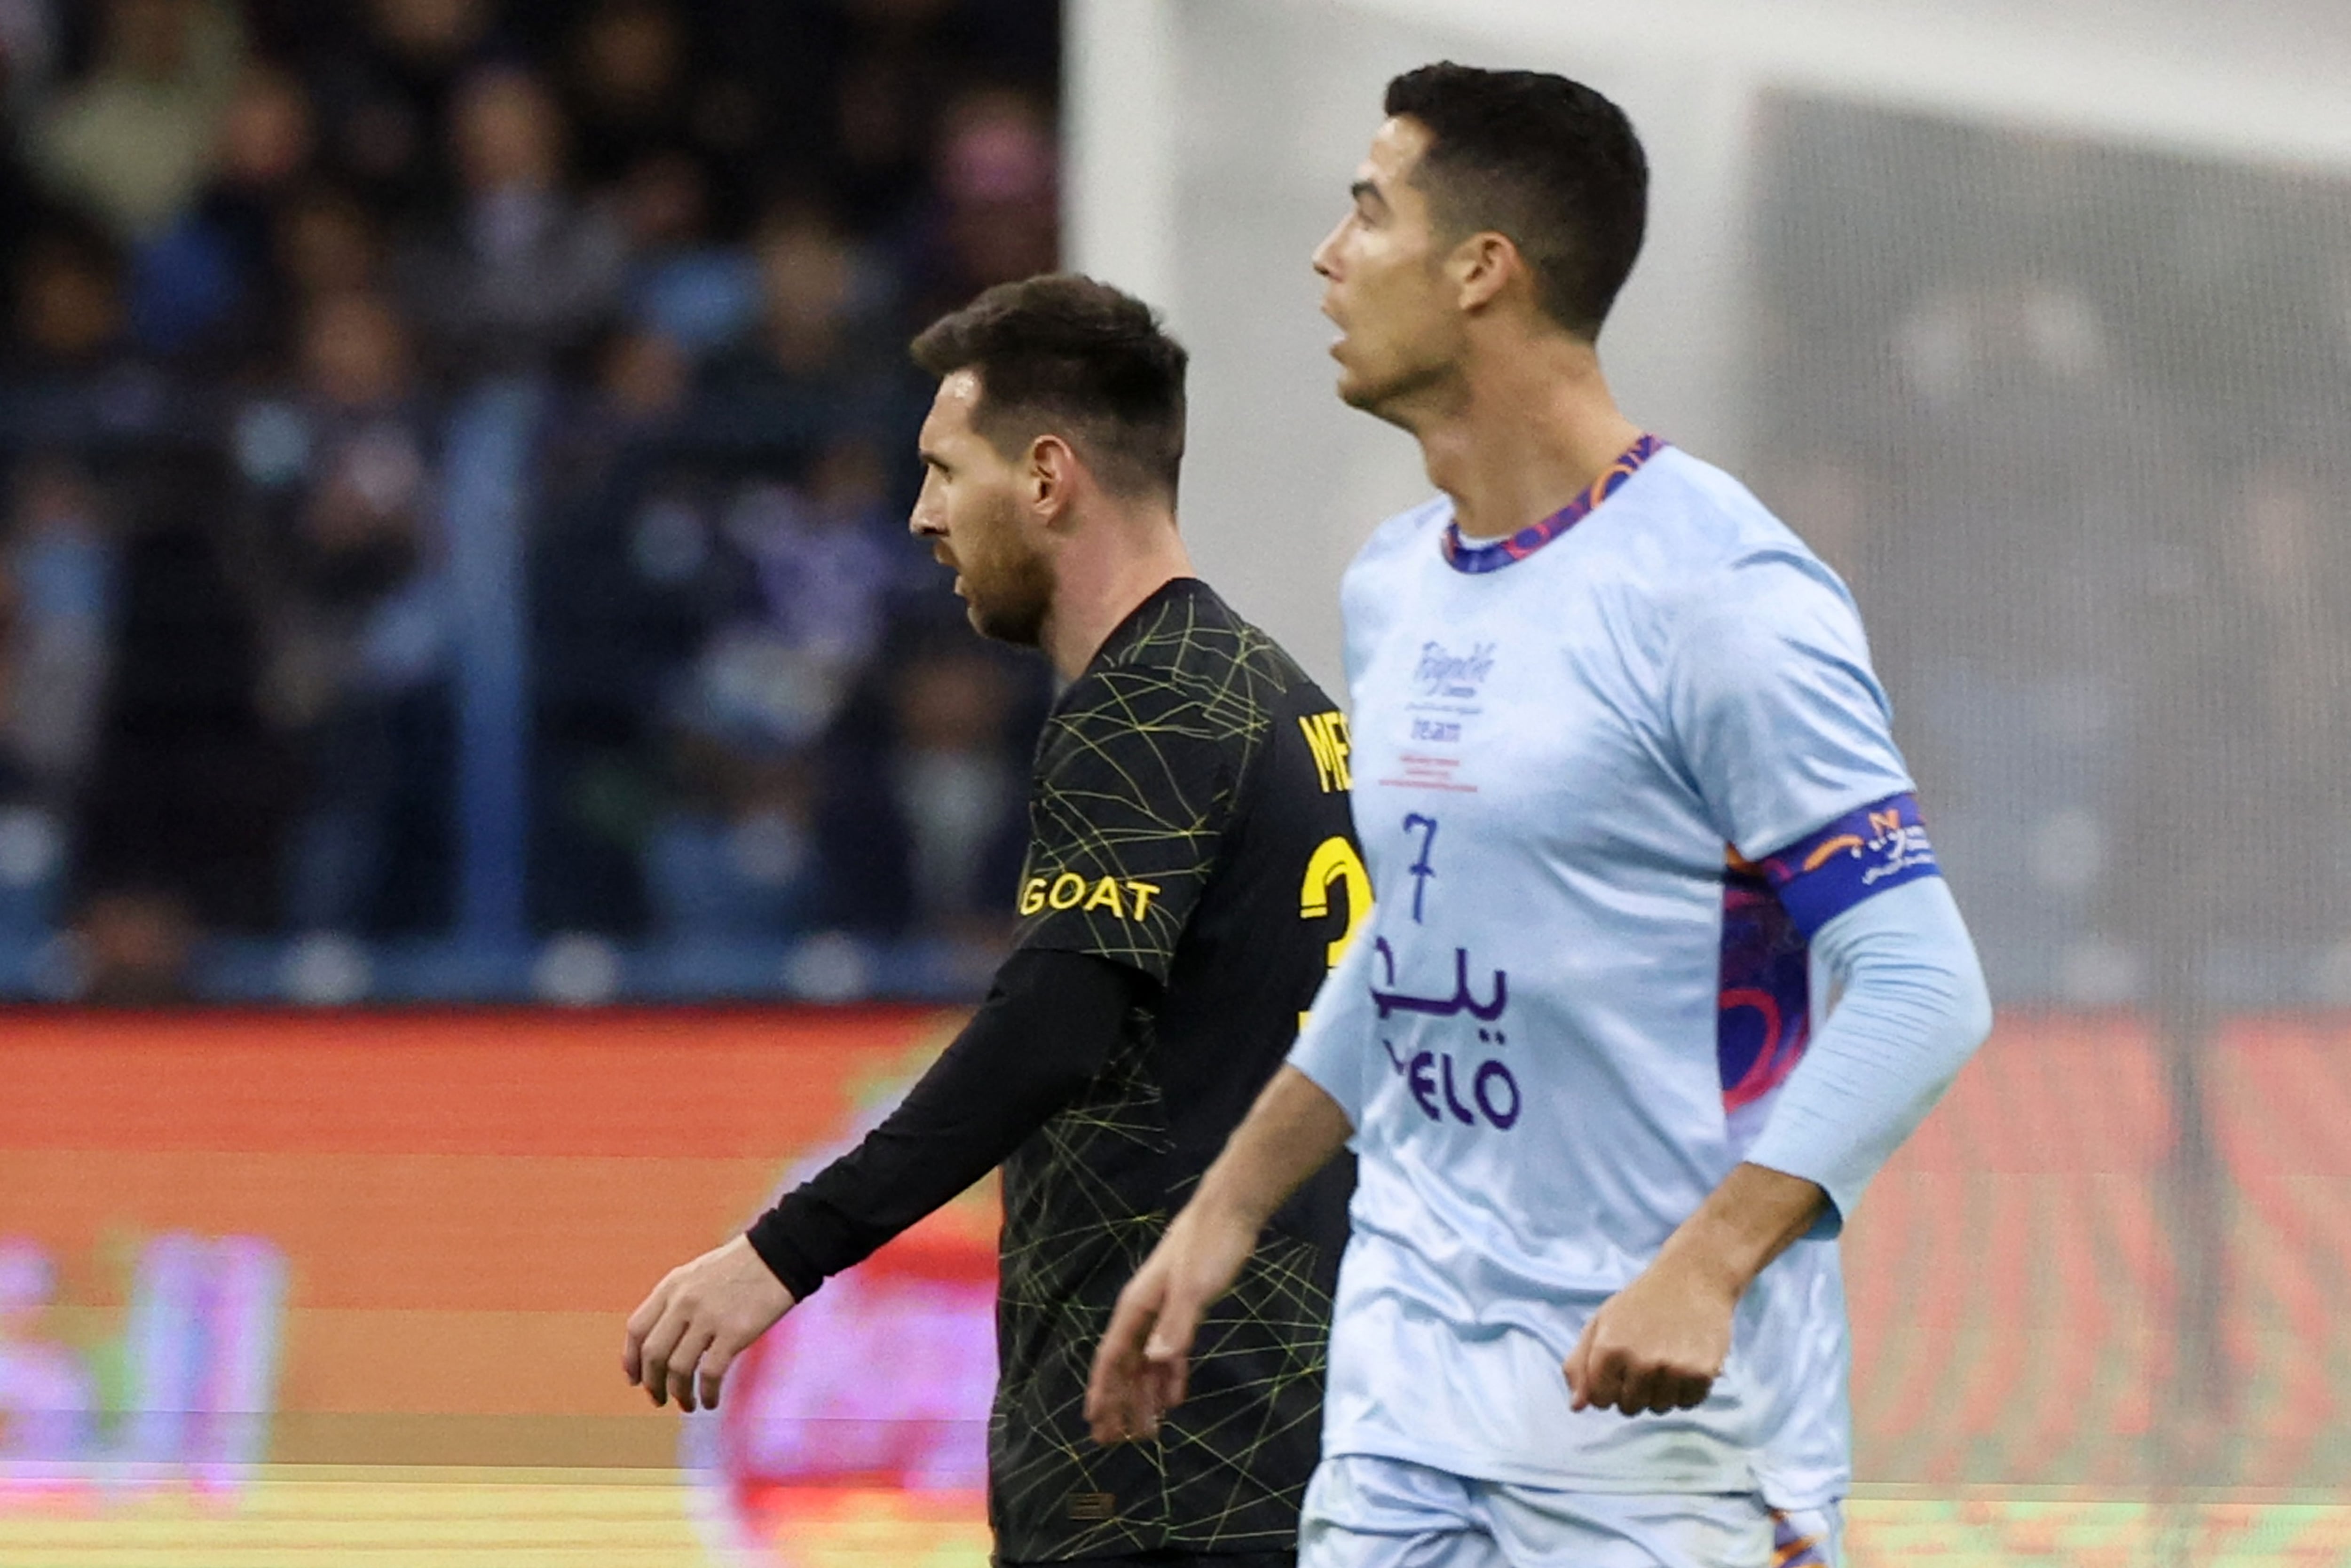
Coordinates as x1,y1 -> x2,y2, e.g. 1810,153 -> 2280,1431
1414,335 -> 1645,542
1040,505 -> 1196,680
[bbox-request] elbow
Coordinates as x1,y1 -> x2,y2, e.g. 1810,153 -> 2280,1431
1947,936 -> 1995,1059
1957,961 -> 1994,1054
1905,942 -> 1993,1082
1855,883 -> 1996,1062
1003,1053 -> 1106,1131
1837,913 -> 1994,1081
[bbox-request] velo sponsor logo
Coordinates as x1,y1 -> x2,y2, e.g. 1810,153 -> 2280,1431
1367,932 -> 1521,1132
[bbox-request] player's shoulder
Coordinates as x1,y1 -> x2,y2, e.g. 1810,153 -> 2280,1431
1050,577 -> 1312,741
1094,575 -> 1308,692
1341,494 -> 1451,591
1604,448 -> 1807,567
1609,447 -> 1858,617
1337,495 -> 1451,657
1357,493 -> 1455,559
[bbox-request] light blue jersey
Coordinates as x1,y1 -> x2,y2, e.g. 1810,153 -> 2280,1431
1289,439 -> 1946,1509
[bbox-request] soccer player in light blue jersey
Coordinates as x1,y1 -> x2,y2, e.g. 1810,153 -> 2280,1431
1086,63 -> 1993,1568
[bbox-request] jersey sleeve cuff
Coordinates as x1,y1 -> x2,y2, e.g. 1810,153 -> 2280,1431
1285,1032 -> 1361,1130
1739,1148 -> 1849,1239
744,1205 -> 827,1302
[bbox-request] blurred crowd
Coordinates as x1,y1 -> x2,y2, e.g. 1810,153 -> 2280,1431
1748,97 -> 2351,1006
0,0 -> 1059,1001
21,20 -> 2347,1009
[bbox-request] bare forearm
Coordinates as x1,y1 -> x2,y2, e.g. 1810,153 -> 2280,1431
1655,1161 -> 1828,1300
1190,1065 -> 1352,1232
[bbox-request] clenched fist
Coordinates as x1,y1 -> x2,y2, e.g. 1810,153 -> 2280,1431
1562,1251 -> 1736,1418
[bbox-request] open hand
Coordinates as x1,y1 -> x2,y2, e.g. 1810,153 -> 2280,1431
623,1235 -> 796,1413
1563,1252 -> 1736,1418
1084,1205 -> 1257,1444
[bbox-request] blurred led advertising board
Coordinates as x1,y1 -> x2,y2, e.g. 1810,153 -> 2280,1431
7,1009 -> 2351,1566
0,1008 -> 997,1563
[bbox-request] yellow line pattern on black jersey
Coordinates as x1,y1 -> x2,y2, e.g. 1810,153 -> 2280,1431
990,583 -> 1340,1559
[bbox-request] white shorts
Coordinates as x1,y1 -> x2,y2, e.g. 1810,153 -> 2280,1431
1298,1454 -> 1841,1568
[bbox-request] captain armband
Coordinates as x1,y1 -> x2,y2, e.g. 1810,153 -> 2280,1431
1746,794 -> 1941,938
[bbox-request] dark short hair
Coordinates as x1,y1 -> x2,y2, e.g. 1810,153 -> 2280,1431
1384,63 -> 1649,339
910,274 -> 1188,501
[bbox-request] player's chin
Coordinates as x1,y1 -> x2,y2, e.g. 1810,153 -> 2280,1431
968,595 -> 1045,649
1330,350 -> 1397,411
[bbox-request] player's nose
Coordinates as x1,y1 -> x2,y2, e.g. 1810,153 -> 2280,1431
1310,221 -> 1344,279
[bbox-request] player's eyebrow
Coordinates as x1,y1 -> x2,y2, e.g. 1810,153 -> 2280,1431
1350,179 -> 1389,214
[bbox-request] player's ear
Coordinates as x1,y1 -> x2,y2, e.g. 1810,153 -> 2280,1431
1452,230 -> 1519,315
1028,433 -> 1082,527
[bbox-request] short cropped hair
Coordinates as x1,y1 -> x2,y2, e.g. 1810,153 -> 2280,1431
1384,63 -> 1649,340
910,274 -> 1188,501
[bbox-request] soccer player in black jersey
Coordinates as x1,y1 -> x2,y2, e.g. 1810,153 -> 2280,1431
624,275 -> 1365,1568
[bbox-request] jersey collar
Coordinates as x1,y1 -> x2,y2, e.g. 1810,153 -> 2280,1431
1439,433 -> 1668,575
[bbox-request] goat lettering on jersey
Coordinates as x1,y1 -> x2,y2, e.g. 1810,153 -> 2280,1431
1018,874 -> 1161,920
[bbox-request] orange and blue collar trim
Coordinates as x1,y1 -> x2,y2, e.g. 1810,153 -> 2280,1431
1440,433 -> 1667,574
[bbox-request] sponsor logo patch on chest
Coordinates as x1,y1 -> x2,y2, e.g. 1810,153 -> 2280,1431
1413,640 -> 1496,700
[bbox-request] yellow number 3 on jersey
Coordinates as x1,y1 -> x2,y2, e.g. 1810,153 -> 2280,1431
1298,835 -> 1371,1034
1300,836 -> 1372,969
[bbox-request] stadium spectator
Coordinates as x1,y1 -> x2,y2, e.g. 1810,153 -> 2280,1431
1,217 -> 164,449
6,220 -> 129,385
654,436 -> 938,932
297,0 -> 492,224
642,733 -> 821,944
824,0 -> 1057,232
902,85 -> 1057,322
524,322 -> 699,938
559,0 -> 700,193
31,0 -> 246,241
2119,453 -> 2351,982
76,445 -> 291,946
0,0 -> 1072,988
70,884 -> 199,1003
0,456 -> 117,807
270,183 -> 386,312
867,639 -> 1025,942
0,3 -> 63,117
671,473 -> 892,764
1868,270 -> 2163,997
704,204 -> 895,401
611,148 -> 757,355
395,63 -> 624,376
591,320 -> 691,426
244,287 -> 450,933
0,457 -> 112,946
813,631 -> 1031,943
129,62 -> 316,364
610,149 -> 758,359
